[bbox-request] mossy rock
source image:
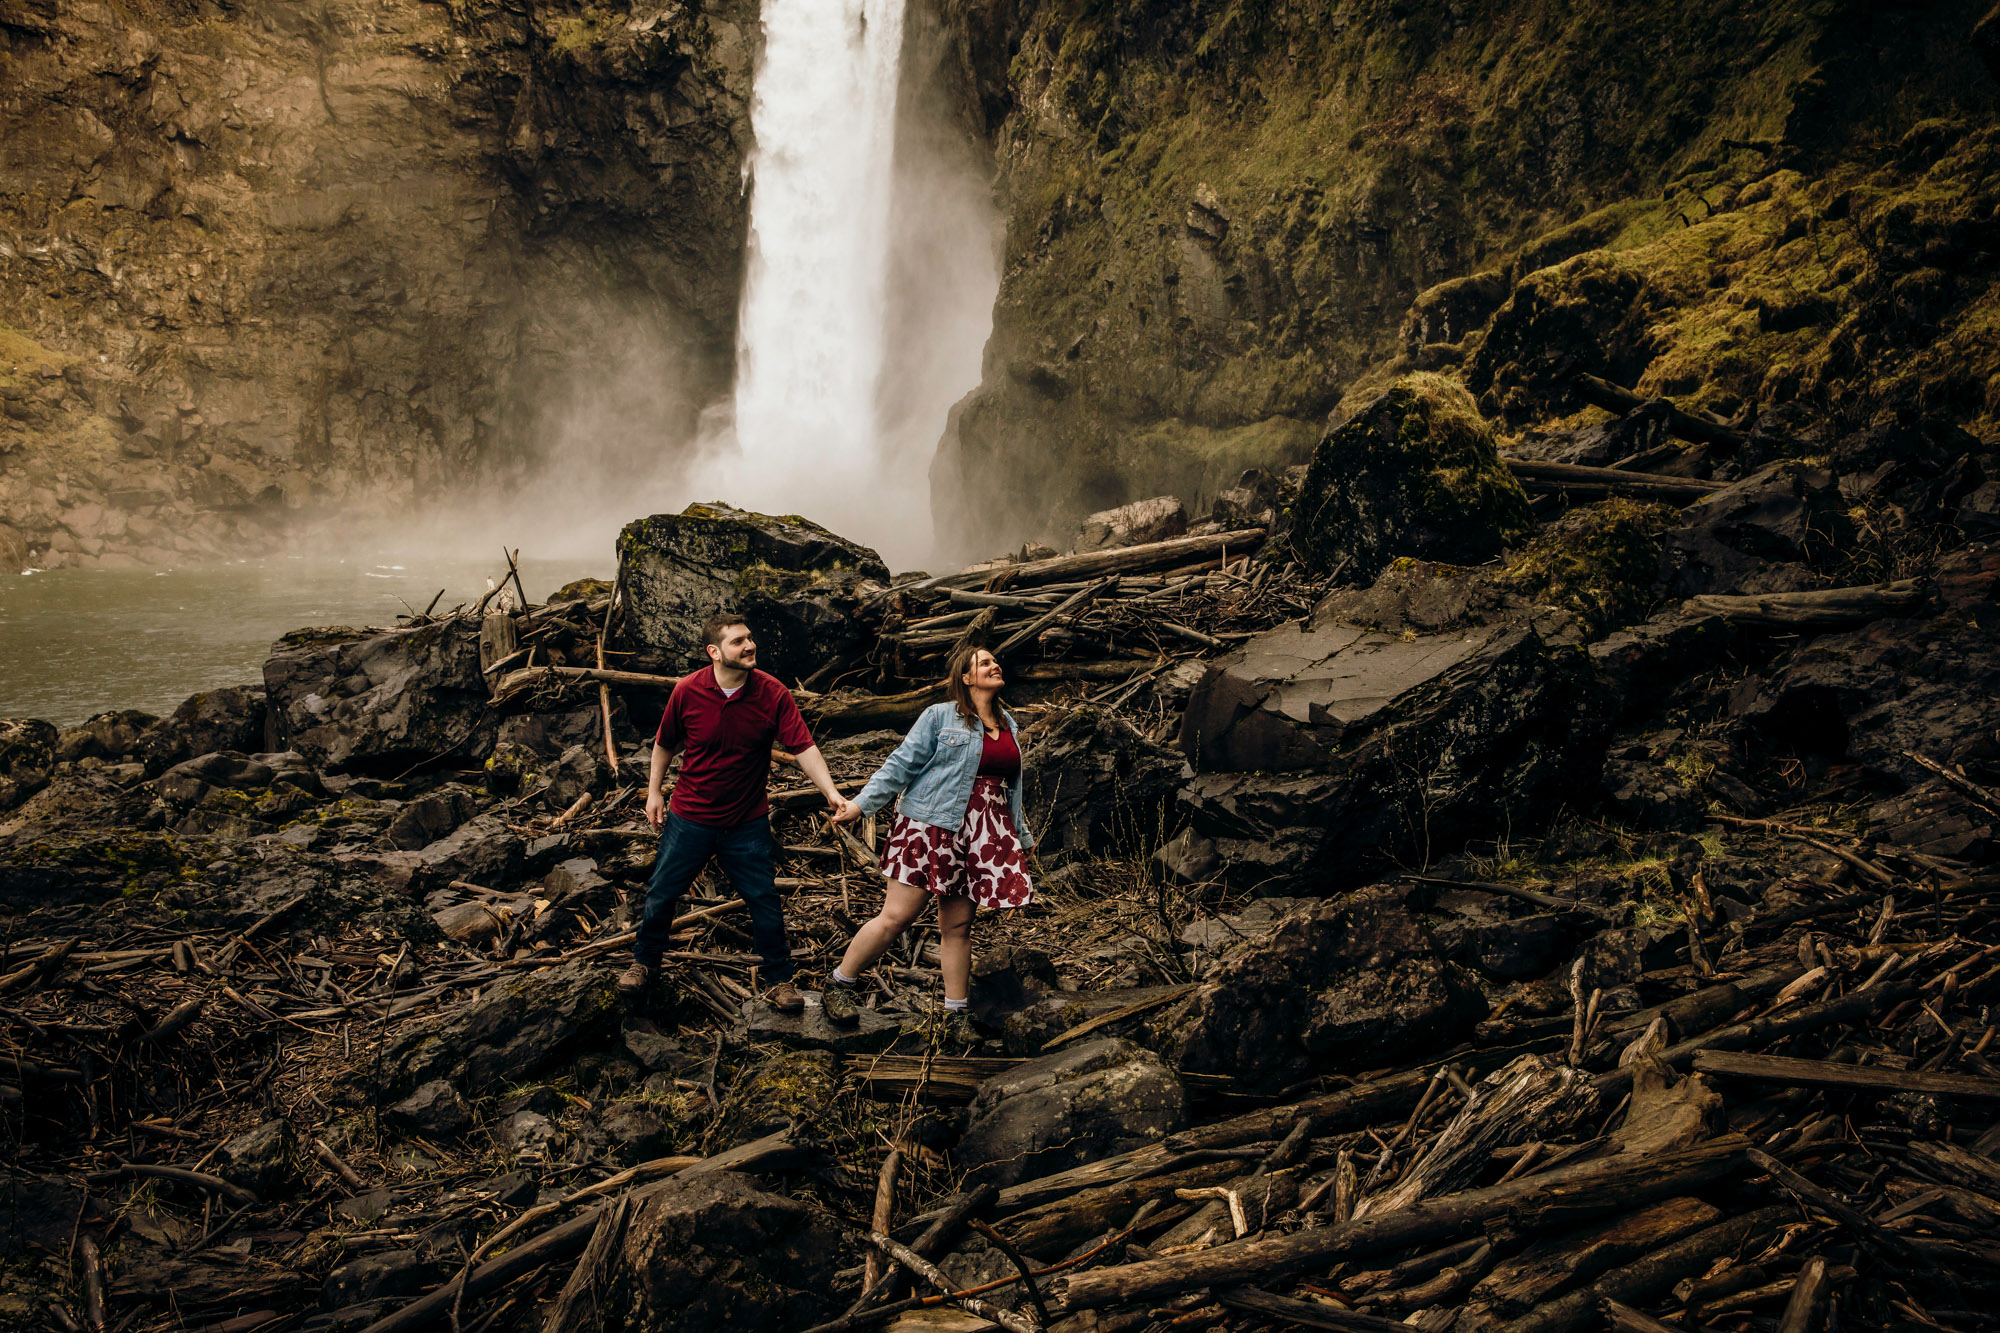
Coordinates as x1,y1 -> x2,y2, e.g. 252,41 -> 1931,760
1500,499 -> 1678,638
1291,373 -> 1534,580
712,1048 -> 839,1151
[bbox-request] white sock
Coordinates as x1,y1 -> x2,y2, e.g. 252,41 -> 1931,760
943,997 -> 969,1012
831,968 -> 857,987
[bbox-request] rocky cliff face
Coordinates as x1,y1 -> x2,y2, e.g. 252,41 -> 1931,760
934,0 -> 2000,557
0,0 -> 753,569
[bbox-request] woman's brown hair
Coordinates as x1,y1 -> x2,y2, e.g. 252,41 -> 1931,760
943,643 -> 1006,727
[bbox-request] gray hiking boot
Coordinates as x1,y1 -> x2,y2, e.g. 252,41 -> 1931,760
822,983 -> 861,1026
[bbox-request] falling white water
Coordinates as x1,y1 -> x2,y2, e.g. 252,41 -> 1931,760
695,0 -> 920,560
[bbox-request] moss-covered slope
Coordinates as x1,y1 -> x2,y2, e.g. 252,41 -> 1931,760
935,0 -> 1998,557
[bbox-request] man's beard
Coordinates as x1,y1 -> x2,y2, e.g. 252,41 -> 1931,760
717,646 -> 755,671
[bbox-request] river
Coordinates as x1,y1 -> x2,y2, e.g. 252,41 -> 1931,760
0,553 -> 604,729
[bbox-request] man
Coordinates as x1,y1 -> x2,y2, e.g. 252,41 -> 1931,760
618,615 -> 857,1012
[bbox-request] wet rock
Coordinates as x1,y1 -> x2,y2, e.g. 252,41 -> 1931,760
1291,373 -> 1534,581
0,718 -> 57,812
135,686 -> 270,776
389,1080 -> 472,1136
1209,468 -> 1283,530
735,996 -> 903,1053
333,1188 -> 395,1225
713,1049 -> 839,1151
1600,740 -> 1706,831
415,814 -> 525,888
474,1171 -> 539,1209
376,960 -> 619,1096
607,1171 -> 843,1332
1151,827 -> 1221,884
1022,706 -> 1184,865
215,1119 -> 292,1199
1179,897 -> 1313,976
957,1038 -> 1186,1188
1155,887 -> 1487,1094
1665,462 -> 1852,596
1428,892 -> 1572,980
1179,607 -> 1603,889
598,1100 -> 669,1164
55,709 -> 157,763
540,743 -> 613,814
1074,495 -> 1187,552
322,1251 -> 440,1309
1001,985 -> 1196,1056
616,503 -> 889,684
384,786 -> 482,850
265,622 -> 494,772
1589,610 -> 1738,720
494,1110 -> 559,1158
1731,618 -> 2000,786
153,751 -> 276,805
968,945 -> 1062,1032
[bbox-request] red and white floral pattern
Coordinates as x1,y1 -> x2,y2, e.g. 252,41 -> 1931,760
879,776 -> 1035,909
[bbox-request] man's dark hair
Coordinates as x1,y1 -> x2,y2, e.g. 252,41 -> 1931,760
701,614 -> 750,650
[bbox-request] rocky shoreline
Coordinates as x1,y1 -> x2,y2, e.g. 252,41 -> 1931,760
5,365 -> 2000,1333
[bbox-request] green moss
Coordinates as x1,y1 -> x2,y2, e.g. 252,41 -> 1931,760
549,8 -> 620,55
1499,498 -> 1677,638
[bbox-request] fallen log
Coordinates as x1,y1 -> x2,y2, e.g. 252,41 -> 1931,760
1504,459 -> 1723,504
939,528 -> 1267,589
1692,1049 -> 2000,1101
1495,1205 -> 1792,1333
1572,373 -> 1749,450
1046,1136 -> 1748,1312
859,1231 -> 1037,1333
1682,580 -> 1926,629
1461,1197 -> 1721,1324
1215,1286 -> 1408,1332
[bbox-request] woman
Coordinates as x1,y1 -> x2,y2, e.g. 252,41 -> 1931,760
826,643 -> 1035,1039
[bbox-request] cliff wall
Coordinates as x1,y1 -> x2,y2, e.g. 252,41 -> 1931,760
0,0 -> 753,569
934,0 -> 2000,557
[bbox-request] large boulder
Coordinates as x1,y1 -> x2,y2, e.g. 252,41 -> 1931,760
1074,495 -> 1187,552
1291,374 -> 1533,581
1664,462 -> 1852,596
616,503 -> 889,684
956,1038 -> 1186,1187
605,1172 -> 843,1332
713,1049 -> 840,1151
1731,617 -> 2000,787
135,686 -> 269,776
1021,706 -> 1184,865
55,710 -> 158,764
264,622 -> 493,773
0,719 -> 58,812
1153,886 -> 1487,1093
374,961 -> 618,1097
1178,594 -> 1604,888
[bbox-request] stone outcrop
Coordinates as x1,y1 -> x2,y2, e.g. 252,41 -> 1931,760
616,504 -> 889,684
0,0 -> 755,568
1154,887 -> 1487,1094
1290,374 -> 1534,581
264,622 -> 493,773
1020,706 -> 1184,865
375,961 -> 617,1097
0,719 -> 58,812
956,1038 -> 1187,1187
1178,590 -> 1604,887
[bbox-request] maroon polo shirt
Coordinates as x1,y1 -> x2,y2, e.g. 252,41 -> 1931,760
654,667 -> 815,827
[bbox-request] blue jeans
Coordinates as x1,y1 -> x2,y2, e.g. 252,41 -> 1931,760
635,812 -> 792,983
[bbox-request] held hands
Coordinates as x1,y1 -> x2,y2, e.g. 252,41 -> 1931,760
829,797 -> 863,825
645,788 -> 668,830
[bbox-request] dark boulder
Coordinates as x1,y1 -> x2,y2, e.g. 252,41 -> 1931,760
1153,887 -> 1487,1094
388,1080 -> 472,1136
1588,609 -> 1739,720
135,686 -> 269,776
1664,462 -> 1852,596
1291,373 -> 1534,581
956,1038 -> 1186,1188
264,622 -> 493,773
1021,706 -> 1184,865
55,709 -> 158,763
1731,618 -> 2000,786
616,503 -> 888,684
605,1172 -> 843,1332
384,785 -> 482,851
0,718 -> 57,812
540,743 -> 614,815
215,1119 -> 292,1200
713,1048 -> 839,1151
1178,600 -> 1604,889
413,814 -> 525,889
375,961 -> 618,1097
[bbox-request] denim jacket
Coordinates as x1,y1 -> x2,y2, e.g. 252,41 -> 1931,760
854,702 -> 1035,847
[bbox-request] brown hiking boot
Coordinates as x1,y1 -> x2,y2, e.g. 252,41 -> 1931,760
616,961 -> 657,1004
764,980 -> 806,1014
821,983 -> 860,1026
943,1009 -> 978,1047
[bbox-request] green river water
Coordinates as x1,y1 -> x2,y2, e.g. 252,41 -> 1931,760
0,553 -> 605,728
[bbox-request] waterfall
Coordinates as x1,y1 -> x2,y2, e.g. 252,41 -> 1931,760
692,0 -> 999,572
709,0 -> 912,551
